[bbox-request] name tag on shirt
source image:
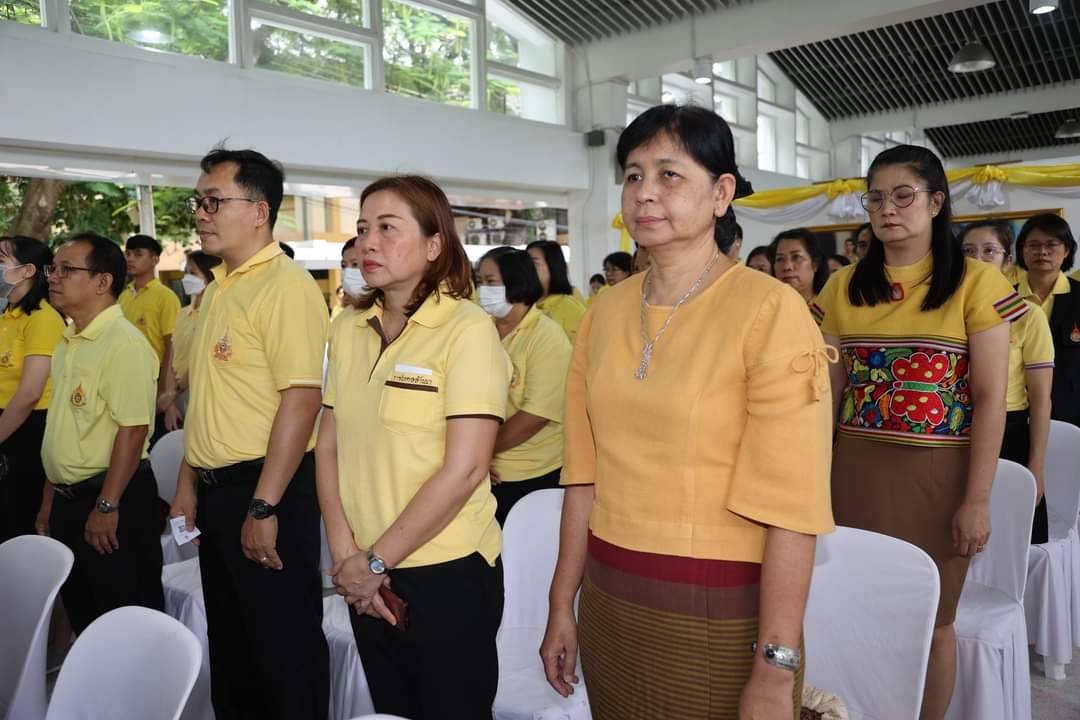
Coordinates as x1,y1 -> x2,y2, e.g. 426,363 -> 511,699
169,515 -> 202,546
388,364 -> 438,392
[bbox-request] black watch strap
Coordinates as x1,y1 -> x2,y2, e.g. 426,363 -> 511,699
248,498 -> 277,519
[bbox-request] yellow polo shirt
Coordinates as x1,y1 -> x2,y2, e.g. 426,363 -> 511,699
171,304 -> 198,381
1006,300 -> 1054,412
536,293 -> 586,345
492,306 -> 572,482
184,243 -> 329,470
41,305 -> 157,484
1019,271 -> 1071,320
0,301 -> 65,409
119,278 -> 181,363
1004,264 -> 1027,288
324,291 -> 510,569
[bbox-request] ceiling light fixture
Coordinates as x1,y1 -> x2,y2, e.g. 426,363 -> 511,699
693,57 -> 713,84
1029,0 -> 1059,14
948,40 -> 996,73
1010,111 -> 1030,120
1055,118 -> 1080,139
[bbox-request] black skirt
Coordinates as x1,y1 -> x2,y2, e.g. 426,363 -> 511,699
1001,409 -> 1048,544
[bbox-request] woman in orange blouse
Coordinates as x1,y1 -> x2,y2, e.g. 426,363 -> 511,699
540,105 -> 835,720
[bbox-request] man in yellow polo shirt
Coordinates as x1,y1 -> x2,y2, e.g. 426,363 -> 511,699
119,234 -> 180,445
42,231 -> 163,635
169,148 -> 329,720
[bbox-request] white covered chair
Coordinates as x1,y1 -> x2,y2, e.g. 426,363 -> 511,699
946,460 -> 1035,720
162,558 -> 214,720
493,488 -> 591,720
46,606 -> 201,720
803,526 -> 939,720
0,535 -> 73,720
152,429 -> 197,565
322,595 -> 376,720
1024,419 -> 1080,678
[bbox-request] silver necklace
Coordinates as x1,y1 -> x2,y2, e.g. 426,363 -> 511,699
635,250 -> 721,380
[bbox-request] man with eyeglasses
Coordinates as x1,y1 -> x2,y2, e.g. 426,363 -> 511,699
170,147 -> 330,719
41,232 -> 164,634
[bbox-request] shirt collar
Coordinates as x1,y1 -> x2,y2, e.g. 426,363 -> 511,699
1018,271 -> 1070,300
357,288 -> 461,329
212,243 -> 283,284
65,304 -> 122,342
884,252 -> 934,284
127,277 -> 161,296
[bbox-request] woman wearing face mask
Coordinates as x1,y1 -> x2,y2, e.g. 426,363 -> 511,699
164,250 -> 221,431
815,146 -> 1017,720
0,236 -> 66,542
525,240 -> 587,345
959,221 -> 1053,543
477,247 -> 572,526
768,228 -> 829,305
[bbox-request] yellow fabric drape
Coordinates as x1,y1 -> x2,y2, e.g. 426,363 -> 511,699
611,213 -> 633,252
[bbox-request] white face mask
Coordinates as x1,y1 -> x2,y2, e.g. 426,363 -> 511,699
182,273 -> 206,297
478,285 -> 513,318
342,267 -> 369,297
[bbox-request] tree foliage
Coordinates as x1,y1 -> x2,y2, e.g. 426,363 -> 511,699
0,0 -> 41,24
69,0 -> 230,61
383,0 -> 471,106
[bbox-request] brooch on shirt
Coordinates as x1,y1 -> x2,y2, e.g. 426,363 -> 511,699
890,283 -> 905,301
71,383 -> 86,408
213,331 -> 232,362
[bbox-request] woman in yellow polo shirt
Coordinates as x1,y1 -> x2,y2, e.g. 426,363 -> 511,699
0,236 -> 65,542
163,250 -> 220,431
960,220 -> 1054,543
315,175 -> 510,720
526,240 -> 586,345
541,105 -> 834,720
476,247 -> 572,525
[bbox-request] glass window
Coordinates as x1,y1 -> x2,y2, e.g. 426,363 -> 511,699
70,0 -> 229,61
757,114 -> 777,172
383,0 -> 473,107
757,69 -> 776,104
796,153 -> 810,179
1,0 -> 42,26
486,20 -> 555,76
252,21 -> 368,88
264,0 -> 367,27
488,75 -> 558,123
796,108 -> 809,145
712,60 -> 736,82
714,93 -> 737,124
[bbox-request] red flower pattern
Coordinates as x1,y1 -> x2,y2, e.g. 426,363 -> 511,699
889,351 -> 949,427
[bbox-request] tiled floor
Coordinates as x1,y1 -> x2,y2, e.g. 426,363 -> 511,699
1032,664 -> 1080,720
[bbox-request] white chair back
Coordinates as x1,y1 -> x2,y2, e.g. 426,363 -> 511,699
803,527 -> 939,720
150,429 -> 185,504
46,606 -> 201,720
1045,420 -> 1080,539
967,460 -> 1036,604
498,488 -> 564,669
0,536 -> 73,720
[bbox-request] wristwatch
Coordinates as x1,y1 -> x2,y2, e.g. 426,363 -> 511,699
752,642 -> 802,672
367,549 -> 388,575
96,499 -> 117,514
247,498 -> 277,520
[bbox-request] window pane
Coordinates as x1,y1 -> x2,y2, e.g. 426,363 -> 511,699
712,60 -> 736,81
757,70 -> 775,103
488,75 -> 557,123
0,0 -> 42,26
796,154 -> 810,179
264,0 -> 367,26
252,22 -> 367,88
757,115 -> 777,172
70,0 -> 229,61
486,19 -> 555,76
383,0 -> 473,107
714,93 -> 737,124
796,109 -> 809,145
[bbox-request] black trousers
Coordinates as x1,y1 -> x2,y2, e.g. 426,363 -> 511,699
49,461 -> 164,635
1001,409 -> 1049,544
0,409 -> 48,543
492,466 -> 562,526
350,552 -> 504,720
197,452 -> 329,720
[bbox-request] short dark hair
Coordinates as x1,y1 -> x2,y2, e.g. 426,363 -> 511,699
185,250 -> 222,279
828,253 -> 852,268
68,232 -> 126,298
603,251 -> 633,273
1016,213 -> 1076,272
481,247 -> 543,306
342,237 -> 357,256
734,222 -> 743,241
199,147 -> 285,229
616,104 -> 754,253
589,273 -> 606,286
959,220 -> 1016,260
747,245 -> 770,264
0,235 -> 53,315
767,228 -> 829,294
125,234 -> 162,255
278,241 -> 294,259
526,240 -> 573,296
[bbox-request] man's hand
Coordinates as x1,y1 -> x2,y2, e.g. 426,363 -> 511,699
85,508 -> 120,554
242,515 -> 283,570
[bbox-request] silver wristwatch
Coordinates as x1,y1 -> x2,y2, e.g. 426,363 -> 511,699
752,642 -> 802,672
367,549 -> 387,575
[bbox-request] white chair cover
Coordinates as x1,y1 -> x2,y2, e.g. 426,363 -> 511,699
803,527 -> 939,720
150,429 -> 185,505
322,595 -> 376,720
0,536 -> 73,720
46,606 -> 201,720
493,488 -> 591,720
163,558 -> 214,720
946,460 -> 1035,720
1024,420 -> 1080,677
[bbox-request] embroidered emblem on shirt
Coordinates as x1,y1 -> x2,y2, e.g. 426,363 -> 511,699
0,351 -> 11,368
71,383 -> 86,408
509,367 -> 521,390
137,315 -> 147,326
1071,323 -> 1080,344
213,331 -> 232,361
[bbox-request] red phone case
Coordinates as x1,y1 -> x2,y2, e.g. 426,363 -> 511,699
378,585 -> 409,630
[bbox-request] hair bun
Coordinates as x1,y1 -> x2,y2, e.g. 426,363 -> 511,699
734,174 -> 754,200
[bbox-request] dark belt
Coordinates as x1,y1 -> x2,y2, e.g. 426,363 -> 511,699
194,457 -> 266,487
51,460 -> 150,500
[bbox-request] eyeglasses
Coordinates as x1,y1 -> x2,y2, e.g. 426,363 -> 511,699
1022,239 -> 1065,254
44,264 -> 97,279
185,196 -> 258,215
860,185 -> 932,213
961,246 -> 1006,260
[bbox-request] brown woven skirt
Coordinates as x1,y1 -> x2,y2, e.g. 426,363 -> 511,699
578,533 -> 803,720
832,434 -> 971,627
